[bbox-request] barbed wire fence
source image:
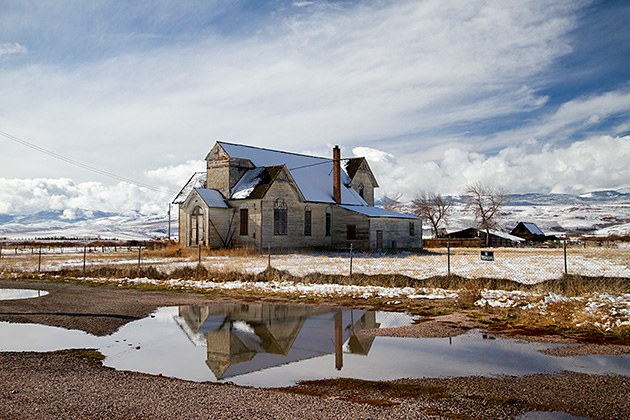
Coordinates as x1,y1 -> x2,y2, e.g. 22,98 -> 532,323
1,241 -> 630,282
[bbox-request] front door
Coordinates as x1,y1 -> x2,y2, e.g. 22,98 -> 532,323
376,230 -> 383,250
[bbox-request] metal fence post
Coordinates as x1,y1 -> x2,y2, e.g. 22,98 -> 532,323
447,242 -> 451,276
138,246 -> 142,271
38,246 -> 42,272
349,243 -> 353,280
198,245 -> 202,264
0,245 -> 2,260
83,246 -> 87,275
267,243 -> 271,268
563,240 -> 568,274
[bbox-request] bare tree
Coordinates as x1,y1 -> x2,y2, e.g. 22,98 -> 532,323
381,193 -> 403,211
463,183 -> 510,246
411,191 -> 452,238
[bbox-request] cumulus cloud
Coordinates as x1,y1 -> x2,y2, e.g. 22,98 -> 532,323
144,160 -> 206,191
363,135 -> 630,199
0,178 -> 171,216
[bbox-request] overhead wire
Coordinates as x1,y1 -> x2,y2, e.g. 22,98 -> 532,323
0,130 -> 177,195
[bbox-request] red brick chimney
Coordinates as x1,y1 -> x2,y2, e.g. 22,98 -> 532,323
333,145 -> 341,204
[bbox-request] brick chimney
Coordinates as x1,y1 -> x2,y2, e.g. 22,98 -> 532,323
333,145 -> 341,204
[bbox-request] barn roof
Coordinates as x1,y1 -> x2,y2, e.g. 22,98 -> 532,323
519,222 -> 545,236
448,227 -> 524,243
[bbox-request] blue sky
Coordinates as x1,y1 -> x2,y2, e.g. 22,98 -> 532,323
1,0 -> 629,215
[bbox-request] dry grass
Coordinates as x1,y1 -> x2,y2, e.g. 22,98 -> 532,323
532,275 -> 630,297
145,244 -> 259,259
455,280 -> 483,308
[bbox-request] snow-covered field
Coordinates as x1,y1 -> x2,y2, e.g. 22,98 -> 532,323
2,246 -> 629,332
3,246 -> 630,283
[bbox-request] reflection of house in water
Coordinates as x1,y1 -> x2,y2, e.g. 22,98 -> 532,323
175,304 -> 379,379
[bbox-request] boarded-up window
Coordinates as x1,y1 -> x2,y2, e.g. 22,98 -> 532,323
347,224 -> 356,240
240,208 -> 248,236
325,211 -> 331,236
304,206 -> 312,236
274,199 -> 287,235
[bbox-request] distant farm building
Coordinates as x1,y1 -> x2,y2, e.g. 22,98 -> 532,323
510,222 -> 557,243
173,141 -> 421,250
445,227 -> 524,247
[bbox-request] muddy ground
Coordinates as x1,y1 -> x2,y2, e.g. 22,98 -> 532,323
1,278 -> 629,419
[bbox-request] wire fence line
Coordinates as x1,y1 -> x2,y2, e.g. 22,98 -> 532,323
2,241 -> 629,284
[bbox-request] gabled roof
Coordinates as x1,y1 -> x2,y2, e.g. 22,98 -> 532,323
173,172 -> 206,204
194,188 -> 229,208
448,227 -> 524,243
230,166 -> 285,200
214,141 -> 366,205
517,222 -> 545,236
344,157 -> 379,187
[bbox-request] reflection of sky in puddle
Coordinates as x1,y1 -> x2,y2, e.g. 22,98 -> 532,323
1,304 -> 629,388
0,289 -> 48,300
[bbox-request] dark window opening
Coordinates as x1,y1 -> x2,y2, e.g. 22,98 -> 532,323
304,207 -> 312,236
409,222 -> 415,237
240,208 -> 249,236
358,184 -> 365,199
274,199 -> 287,235
347,224 -> 356,240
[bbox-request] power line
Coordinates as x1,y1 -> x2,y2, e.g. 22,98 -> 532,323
0,130 -> 176,194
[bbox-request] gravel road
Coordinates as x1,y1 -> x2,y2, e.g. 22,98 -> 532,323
1,278 -> 629,419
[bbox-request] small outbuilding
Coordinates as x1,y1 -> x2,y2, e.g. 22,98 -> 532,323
510,222 -> 557,243
445,227 -> 524,247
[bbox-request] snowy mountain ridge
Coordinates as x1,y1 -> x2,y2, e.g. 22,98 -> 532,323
1,189 -> 630,241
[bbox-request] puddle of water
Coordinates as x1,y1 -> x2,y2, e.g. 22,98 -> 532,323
1,303 -> 629,388
0,289 -> 49,300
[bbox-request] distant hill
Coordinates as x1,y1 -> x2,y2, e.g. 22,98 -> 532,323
1,189 -> 629,241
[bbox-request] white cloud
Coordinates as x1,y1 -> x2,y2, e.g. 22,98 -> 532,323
0,178 -> 171,216
0,0 -> 584,182
1,0 -> 626,213
363,134 -> 630,199
144,160 -> 206,191
0,42 -> 26,56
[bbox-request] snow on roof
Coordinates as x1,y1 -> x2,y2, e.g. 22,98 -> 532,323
230,167 -> 267,199
521,222 -> 545,236
173,172 -> 206,204
339,205 -> 419,219
490,229 -> 525,242
195,188 -> 229,208
218,141 -> 365,205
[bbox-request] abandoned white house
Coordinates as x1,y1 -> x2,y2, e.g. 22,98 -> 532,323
173,141 -> 421,250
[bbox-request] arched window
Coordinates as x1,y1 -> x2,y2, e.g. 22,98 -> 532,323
274,199 -> 287,235
304,206 -> 312,236
358,183 -> 365,199
190,206 -> 204,246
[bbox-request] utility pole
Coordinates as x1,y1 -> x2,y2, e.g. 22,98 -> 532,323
168,203 -> 171,241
